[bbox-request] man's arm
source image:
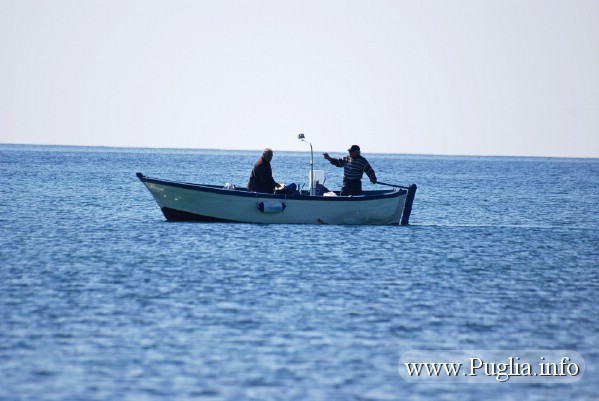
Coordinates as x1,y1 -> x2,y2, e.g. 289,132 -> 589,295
323,153 -> 344,168
364,162 -> 377,184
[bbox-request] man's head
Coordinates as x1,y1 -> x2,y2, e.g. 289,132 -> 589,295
348,145 -> 360,156
262,148 -> 274,162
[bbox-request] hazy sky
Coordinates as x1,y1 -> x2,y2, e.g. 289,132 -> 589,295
2,0 -> 598,157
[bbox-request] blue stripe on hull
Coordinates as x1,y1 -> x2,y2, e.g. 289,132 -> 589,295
136,173 -> 404,201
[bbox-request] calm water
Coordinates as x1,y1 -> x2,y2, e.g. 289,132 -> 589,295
1,144 -> 598,401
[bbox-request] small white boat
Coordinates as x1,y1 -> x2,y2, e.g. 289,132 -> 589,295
136,173 -> 416,225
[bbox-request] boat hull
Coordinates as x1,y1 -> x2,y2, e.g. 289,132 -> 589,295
137,173 -> 414,225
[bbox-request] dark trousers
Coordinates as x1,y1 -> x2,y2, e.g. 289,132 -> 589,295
341,178 -> 362,196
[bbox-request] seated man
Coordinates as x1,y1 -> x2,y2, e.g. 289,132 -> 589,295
247,148 -> 282,193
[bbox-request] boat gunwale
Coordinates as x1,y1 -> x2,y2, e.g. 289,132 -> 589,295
136,173 -> 406,202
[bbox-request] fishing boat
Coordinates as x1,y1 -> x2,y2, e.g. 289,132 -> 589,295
137,134 -> 416,225
136,173 -> 416,225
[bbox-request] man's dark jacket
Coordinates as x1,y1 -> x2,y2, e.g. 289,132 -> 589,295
247,156 -> 278,193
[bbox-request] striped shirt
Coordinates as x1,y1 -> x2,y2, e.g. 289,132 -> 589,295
328,155 -> 377,182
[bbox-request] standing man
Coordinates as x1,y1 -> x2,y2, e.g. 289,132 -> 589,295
247,148 -> 283,193
323,145 -> 377,196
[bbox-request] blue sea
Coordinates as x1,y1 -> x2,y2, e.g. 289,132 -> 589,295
1,144 -> 598,401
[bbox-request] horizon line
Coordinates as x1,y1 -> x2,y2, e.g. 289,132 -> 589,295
1,142 -> 597,160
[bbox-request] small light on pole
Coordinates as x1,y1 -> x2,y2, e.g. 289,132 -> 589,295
297,133 -> 314,196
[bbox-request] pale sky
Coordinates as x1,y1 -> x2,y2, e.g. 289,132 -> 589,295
1,0 -> 598,157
